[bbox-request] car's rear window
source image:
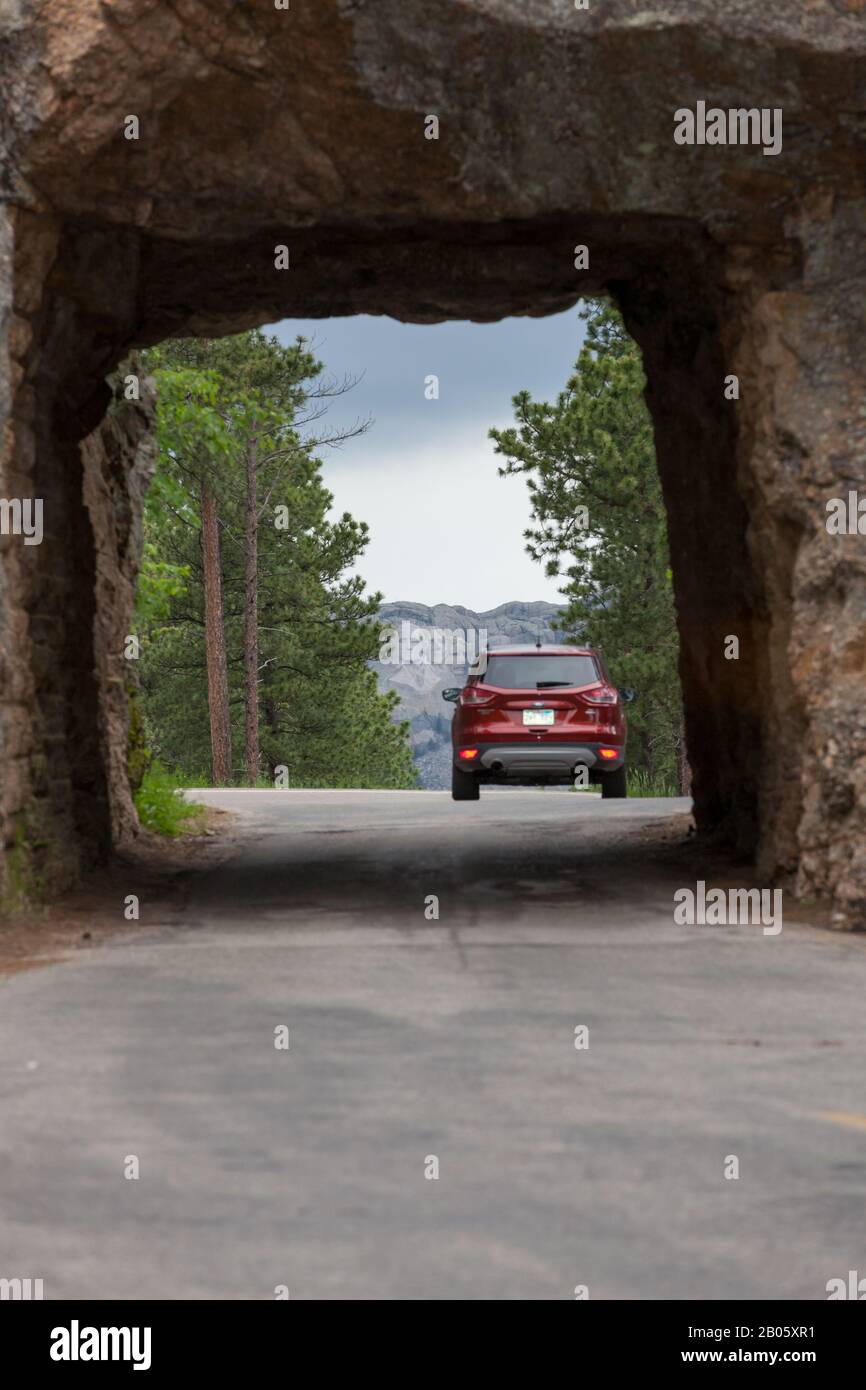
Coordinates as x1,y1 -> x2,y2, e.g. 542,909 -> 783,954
480,655 -> 599,689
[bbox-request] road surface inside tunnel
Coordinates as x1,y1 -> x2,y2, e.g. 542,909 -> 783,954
1,789 -> 865,1300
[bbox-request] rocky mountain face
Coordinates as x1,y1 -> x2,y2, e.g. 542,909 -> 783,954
373,601 -> 564,788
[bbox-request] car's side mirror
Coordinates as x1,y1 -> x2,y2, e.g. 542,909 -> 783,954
442,687 -> 461,703
618,687 -> 636,703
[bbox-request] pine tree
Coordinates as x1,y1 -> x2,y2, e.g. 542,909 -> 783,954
136,331 -> 417,789
489,301 -> 684,789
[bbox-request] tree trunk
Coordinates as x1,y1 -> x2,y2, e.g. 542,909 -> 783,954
201,485 -> 232,785
243,435 -> 260,785
676,713 -> 692,797
263,694 -> 279,783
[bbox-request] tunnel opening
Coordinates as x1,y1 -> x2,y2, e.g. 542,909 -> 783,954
0,213 -> 836,922
121,300 -> 695,817
5,221 -> 767,906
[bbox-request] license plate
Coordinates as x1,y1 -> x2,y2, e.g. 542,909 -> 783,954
523,709 -> 554,726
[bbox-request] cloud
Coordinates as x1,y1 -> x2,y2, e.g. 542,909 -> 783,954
324,427 -> 564,610
265,307 -> 588,608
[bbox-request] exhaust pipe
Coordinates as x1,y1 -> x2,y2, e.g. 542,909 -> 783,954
491,760 -> 504,772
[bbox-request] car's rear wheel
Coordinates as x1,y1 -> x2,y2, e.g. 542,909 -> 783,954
601,765 -> 627,799
452,764 -> 480,800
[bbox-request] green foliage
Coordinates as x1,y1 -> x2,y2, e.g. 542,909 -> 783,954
490,300 -> 684,786
136,542 -> 190,627
134,762 -> 202,836
137,330 -> 416,789
261,669 -> 417,789
570,768 -> 679,797
626,768 -> 680,798
0,816 -> 44,915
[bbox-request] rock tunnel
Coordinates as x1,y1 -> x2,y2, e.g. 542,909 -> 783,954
1,0 -> 864,923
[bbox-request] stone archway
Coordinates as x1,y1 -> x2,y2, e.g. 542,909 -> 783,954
2,1 -> 864,923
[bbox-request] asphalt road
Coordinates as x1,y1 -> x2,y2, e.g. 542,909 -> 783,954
2,789 -> 865,1300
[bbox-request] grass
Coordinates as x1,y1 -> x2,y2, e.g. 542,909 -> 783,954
571,767 -> 682,797
134,762 -> 204,836
626,768 -> 681,798
174,771 -> 418,791
163,767 -> 683,797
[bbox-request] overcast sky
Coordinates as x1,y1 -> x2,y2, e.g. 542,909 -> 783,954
267,307 -> 588,612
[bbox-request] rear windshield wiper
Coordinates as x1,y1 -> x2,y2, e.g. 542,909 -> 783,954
536,681 -> 570,688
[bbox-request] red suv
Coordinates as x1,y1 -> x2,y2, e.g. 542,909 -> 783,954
442,645 -> 633,801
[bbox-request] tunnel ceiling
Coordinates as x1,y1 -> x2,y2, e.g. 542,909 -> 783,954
2,0 -> 864,335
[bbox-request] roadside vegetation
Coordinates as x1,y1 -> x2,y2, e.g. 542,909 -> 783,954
625,768 -> 680,798
571,769 -> 680,798
135,332 -> 416,793
133,763 -> 204,837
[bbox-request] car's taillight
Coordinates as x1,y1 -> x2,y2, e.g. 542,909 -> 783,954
599,747 -> 619,760
460,686 -> 495,706
583,685 -> 618,705
459,748 -> 480,760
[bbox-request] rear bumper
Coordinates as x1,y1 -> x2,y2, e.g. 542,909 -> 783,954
455,742 -> 624,778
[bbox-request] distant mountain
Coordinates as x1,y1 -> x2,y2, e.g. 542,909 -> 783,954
373,600 -> 566,788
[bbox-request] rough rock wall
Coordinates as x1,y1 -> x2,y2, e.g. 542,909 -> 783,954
1,0 -> 865,918
1,209 -> 155,891
81,366 -> 156,846
619,202 -> 866,928
1,206 -> 112,894
751,198 -> 866,923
